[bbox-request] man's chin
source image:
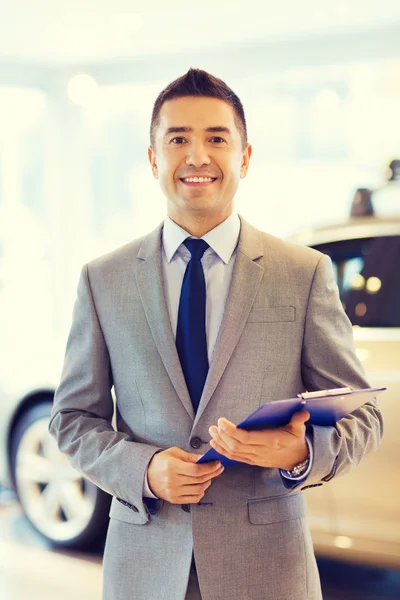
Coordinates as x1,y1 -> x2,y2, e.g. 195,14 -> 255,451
182,198 -> 218,211
176,191 -> 217,205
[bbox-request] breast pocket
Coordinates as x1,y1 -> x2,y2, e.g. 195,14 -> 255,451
246,306 -> 295,323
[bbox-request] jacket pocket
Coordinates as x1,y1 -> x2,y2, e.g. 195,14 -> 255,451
247,493 -> 306,524
246,306 -> 295,323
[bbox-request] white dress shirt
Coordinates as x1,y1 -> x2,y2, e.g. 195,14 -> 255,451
143,212 -> 312,498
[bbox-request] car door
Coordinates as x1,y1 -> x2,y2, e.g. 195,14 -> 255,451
312,234 -> 400,562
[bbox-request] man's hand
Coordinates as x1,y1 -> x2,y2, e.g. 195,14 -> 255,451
208,410 -> 310,470
147,447 -> 224,504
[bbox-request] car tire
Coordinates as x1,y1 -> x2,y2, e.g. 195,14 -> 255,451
10,401 -> 111,550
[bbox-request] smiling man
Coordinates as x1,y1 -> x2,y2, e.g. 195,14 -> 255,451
50,68 -> 383,600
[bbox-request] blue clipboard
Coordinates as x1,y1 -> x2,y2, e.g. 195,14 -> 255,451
197,387 -> 386,466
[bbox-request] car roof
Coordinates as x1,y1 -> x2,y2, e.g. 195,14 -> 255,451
288,215 -> 400,247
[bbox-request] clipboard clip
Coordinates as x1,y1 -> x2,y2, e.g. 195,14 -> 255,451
297,387 -> 352,400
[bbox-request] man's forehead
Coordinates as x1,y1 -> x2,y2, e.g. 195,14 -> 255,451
158,96 -> 236,128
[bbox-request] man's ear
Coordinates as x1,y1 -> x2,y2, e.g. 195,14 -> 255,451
240,143 -> 252,179
148,146 -> 158,179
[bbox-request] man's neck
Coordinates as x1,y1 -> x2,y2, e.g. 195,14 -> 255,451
167,210 -> 233,238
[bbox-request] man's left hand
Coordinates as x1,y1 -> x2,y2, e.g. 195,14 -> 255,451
208,410 -> 310,470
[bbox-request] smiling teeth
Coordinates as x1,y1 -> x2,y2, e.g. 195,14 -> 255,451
183,177 -> 215,183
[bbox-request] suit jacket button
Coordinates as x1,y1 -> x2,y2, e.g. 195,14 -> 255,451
190,437 -> 202,449
181,504 -> 191,513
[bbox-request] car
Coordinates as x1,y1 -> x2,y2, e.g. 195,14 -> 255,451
0,345 -> 112,549
1,163 -> 399,565
288,160 -> 400,569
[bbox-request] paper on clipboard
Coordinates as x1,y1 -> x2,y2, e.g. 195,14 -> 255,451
197,387 -> 386,465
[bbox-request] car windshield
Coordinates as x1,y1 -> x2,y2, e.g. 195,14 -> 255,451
313,236 -> 400,327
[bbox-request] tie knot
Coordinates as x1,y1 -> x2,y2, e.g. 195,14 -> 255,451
184,238 -> 209,260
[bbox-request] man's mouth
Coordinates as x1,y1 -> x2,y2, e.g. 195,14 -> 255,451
180,177 -> 218,186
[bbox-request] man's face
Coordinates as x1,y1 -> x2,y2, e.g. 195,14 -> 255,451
148,96 -> 252,220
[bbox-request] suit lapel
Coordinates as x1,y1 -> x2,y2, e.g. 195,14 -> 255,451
134,222 -> 195,420
134,216 -> 265,424
194,217 -> 264,425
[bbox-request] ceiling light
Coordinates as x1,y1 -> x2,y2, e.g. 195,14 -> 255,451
366,277 -> 382,294
67,74 -> 99,107
351,274 -> 365,290
355,302 -> 367,318
334,536 -> 352,549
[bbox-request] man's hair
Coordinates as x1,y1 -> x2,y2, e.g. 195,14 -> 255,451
150,68 -> 247,150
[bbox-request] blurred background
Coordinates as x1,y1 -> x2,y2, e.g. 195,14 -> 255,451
1,1 -> 400,598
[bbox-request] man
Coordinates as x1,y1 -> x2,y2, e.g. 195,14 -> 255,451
49,68 -> 383,600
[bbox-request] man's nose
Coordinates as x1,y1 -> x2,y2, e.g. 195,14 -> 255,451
185,143 -> 211,167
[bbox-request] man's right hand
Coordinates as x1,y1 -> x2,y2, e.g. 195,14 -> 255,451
147,447 -> 224,504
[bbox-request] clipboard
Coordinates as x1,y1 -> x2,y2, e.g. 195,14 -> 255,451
197,387 -> 386,466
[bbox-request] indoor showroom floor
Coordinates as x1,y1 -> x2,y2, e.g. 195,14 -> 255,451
1,490 -> 399,600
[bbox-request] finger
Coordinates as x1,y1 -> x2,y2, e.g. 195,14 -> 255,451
209,438 -> 256,465
178,479 -> 212,495
171,449 -> 218,468
210,438 -> 256,464
169,448 -> 201,462
170,486 -> 211,504
171,480 -> 213,504
196,465 -> 225,482
212,421 -> 268,448
210,426 -> 240,453
285,410 -> 310,436
213,428 -> 241,453
216,419 -> 251,444
211,425 -> 257,457
179,464 -> 224,484
178,458 -> 223,478
173,496 -> 208,505
186,481 -> 212,496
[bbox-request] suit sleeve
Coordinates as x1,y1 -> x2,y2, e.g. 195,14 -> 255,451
49,265 -> 162,520
285,253 -> 383,490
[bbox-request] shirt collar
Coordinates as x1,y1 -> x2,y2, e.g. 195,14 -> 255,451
163,212 -> 240,265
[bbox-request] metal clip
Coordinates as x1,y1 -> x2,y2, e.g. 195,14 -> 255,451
297,387 -> 352,400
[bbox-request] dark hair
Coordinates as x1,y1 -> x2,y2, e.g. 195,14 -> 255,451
150,68 -> 247,149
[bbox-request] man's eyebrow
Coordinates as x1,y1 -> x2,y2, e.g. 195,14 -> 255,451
163,126 -> 232,137
164,126 -> 192,136
204,126 -> 232,135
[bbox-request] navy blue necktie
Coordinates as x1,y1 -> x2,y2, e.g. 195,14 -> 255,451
176,239 -> 209,412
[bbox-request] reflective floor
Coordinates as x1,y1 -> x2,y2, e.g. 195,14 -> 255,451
0,492 -> 101,600
1,490 -> 399,600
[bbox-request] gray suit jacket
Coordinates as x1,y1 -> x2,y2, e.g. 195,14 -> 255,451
49,216 -> 383,600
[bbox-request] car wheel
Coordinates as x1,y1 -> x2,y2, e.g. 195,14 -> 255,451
10,401 -> 111,550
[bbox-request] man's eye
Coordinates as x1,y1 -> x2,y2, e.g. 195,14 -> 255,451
170,137 -> 186,144
210,137 -> 225,144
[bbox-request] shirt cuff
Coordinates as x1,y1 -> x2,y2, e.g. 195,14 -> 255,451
280,435 -> 313,481
143,470 -> 158,498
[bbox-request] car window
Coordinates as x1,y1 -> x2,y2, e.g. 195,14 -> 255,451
312,236 -> 400,327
